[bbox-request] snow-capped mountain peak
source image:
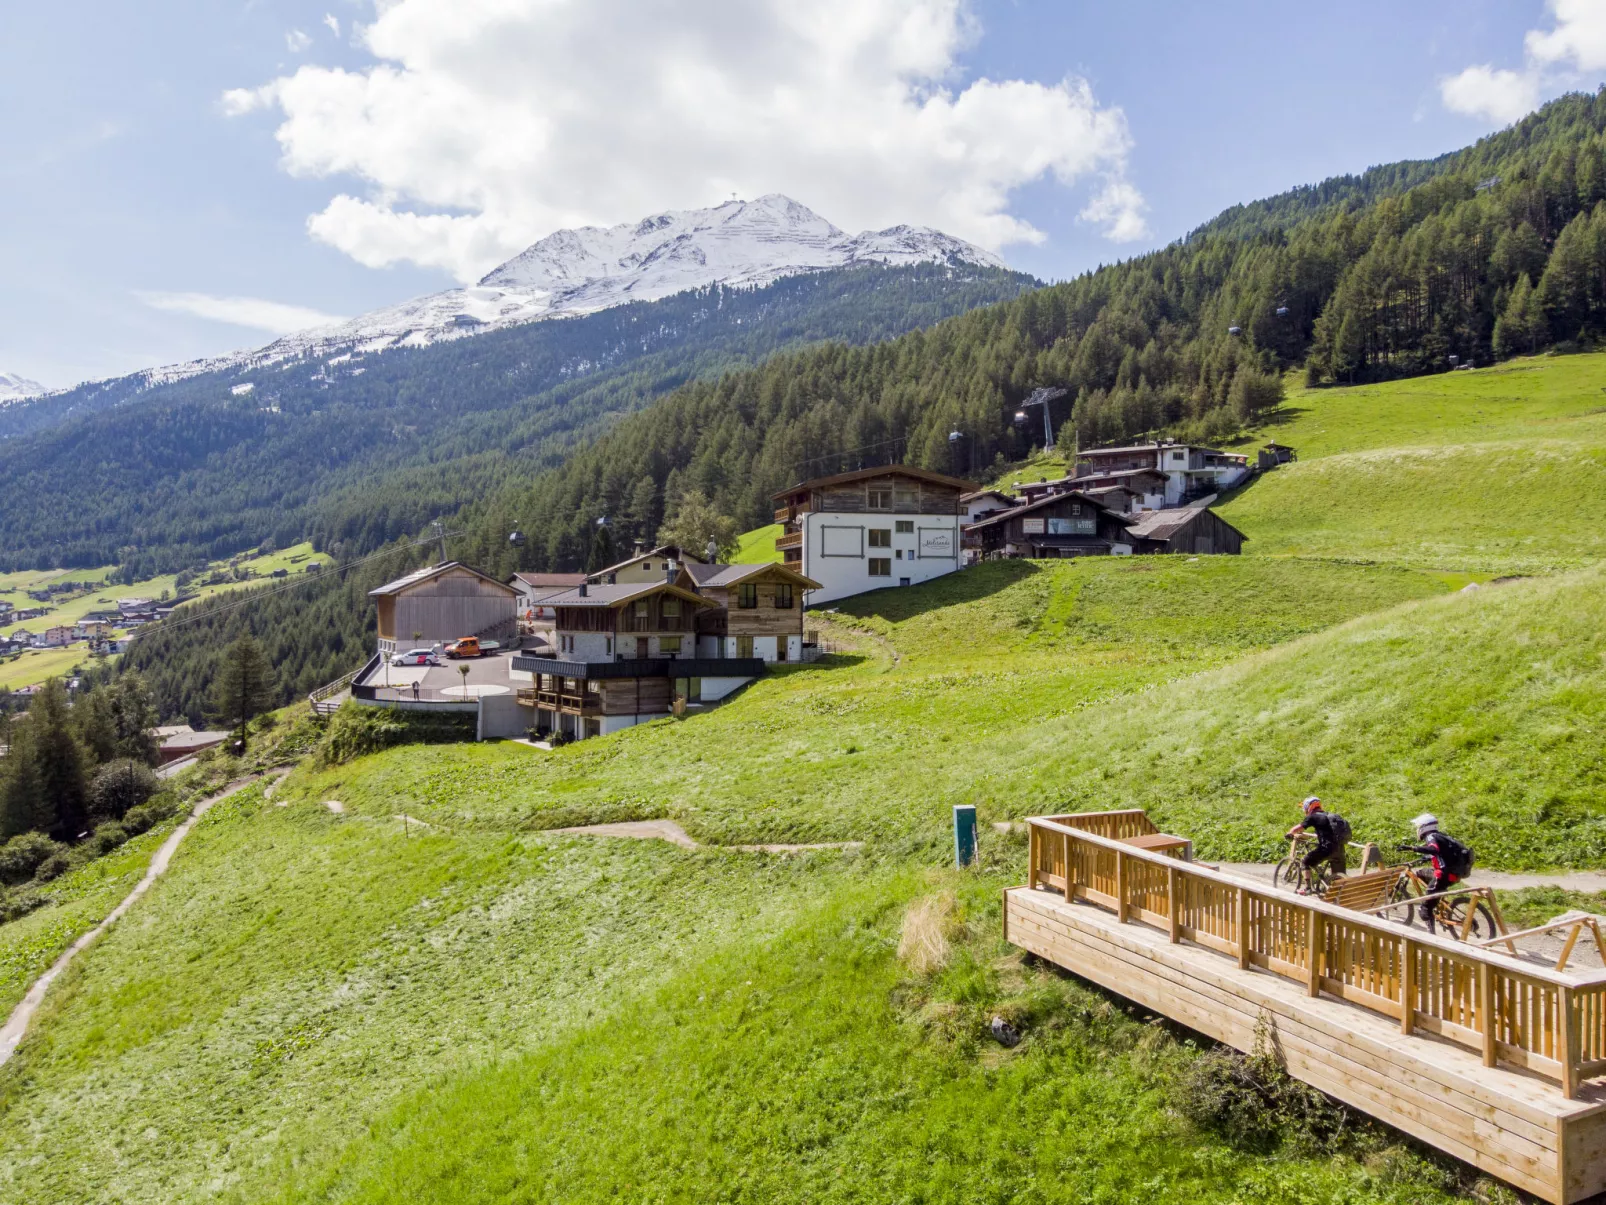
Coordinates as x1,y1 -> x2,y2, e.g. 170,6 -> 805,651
0,373 -> 44,404
74,196 -> 1008,393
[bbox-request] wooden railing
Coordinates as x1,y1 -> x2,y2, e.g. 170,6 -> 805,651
1027,814 -> 1606,1098
775,531 -> 802,552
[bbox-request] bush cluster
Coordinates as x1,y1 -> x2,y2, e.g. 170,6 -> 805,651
316,702 -> 477,767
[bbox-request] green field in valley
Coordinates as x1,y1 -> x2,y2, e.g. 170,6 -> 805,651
7,357 -> 1606,1202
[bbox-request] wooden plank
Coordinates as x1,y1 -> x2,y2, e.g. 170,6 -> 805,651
1167,864 -> 1180,944
1482,962 -> 1499,1068
1007,905 -> 1563,1192
1402,937 -> 1416,1036
1561,987 -> 1578,1101
1236,887 -> 1250,970
1114,848 -> 1126,924
1007,891 -> 1590,1126
1308,911 -> 1323,998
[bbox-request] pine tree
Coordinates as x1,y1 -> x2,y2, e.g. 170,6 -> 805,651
29,680 -> 88,840
208,635 -> 278,751
0,721 -> 41,841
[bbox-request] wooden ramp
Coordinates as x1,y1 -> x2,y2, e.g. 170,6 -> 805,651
1007,812 -> 1606,1204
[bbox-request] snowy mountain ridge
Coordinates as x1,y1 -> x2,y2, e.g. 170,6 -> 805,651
125,195 -> 1003,390
0,373 -> 44,405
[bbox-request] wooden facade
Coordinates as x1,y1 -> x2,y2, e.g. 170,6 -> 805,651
1127,505 -> 1247,555
694,565 -> 812,640
370,562 -> 519,653
968,492 -> 1135,558
1008,813 -> 1606,1204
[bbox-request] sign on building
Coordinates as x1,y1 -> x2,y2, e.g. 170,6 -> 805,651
918,527 -> 956,558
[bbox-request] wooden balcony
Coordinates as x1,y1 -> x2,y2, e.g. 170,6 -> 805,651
517,687 -> 601,713
775,530 -> 802,552
773,504 -> 809,524
1008,810 -> 1606,1205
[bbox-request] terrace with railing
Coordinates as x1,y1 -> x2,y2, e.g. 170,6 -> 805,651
1007,810 -> 1606,1205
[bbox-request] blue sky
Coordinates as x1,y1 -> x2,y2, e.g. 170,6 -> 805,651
0,1 -> 1591,388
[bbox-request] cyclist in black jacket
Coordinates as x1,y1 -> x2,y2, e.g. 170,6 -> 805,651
1284,796 -> 1348,889
1399,813 -> 1474,931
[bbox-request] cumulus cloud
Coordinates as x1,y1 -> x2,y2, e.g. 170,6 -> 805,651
223,0 -> 1147,281
1441,0 -> 1606,125
286,28 -> 312,53
137,291 -> 346,334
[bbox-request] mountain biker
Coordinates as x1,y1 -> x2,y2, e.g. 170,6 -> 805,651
1398,813 -> 1475,932
1284,796 -> 1349,890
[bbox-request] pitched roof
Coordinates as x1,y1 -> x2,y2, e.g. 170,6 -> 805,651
960,488 -> 1019,505
964,490 -> 1131,533
588,544 -> 707,580
1124,496 -> 1245,543
543,580 -> 715,609
1078,442 -> 1227,458
684,561 -> 823,591
369,561 -> 518,598
511,572 -> 587,589
772,464 -> 978,500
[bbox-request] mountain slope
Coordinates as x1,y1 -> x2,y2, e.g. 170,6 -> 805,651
0,260 -> 1033,576
0,373 -> 42,403
442,88 -> 1606,579
0,195 -> 1001,439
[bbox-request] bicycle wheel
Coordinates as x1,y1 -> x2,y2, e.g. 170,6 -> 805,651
1387,873 -> 1422,928
1442,899 -> 1498,942
1272,856 -> 1304,893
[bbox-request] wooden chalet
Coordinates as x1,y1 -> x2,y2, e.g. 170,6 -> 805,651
369,562 -> 519,655
542,576 -> 712,661
1125,497 -> 1246,555
685,561 -> 822,662
967,491 -> 1137,559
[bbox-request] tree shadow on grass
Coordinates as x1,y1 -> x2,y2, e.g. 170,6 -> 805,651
814,559 -> 1042,625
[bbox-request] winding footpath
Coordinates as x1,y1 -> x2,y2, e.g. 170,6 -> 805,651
0,770 -> 286,1066
550,818 -> 861,854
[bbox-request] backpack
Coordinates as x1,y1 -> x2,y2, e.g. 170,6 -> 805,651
1433,833 -> 1474,878
1328,813 -> 1352,847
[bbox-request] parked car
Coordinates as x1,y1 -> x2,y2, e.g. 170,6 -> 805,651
391,648 -> 439,666
444,637 -> 499,659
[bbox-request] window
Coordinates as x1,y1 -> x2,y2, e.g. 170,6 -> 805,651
895,549 -> 903,560
895,520 -> 914,533
774,584 -> 793,609
634,599 -> 648,618
900,577 -> 911,587
1171,451 -> 1185,462
659,636 -> 681,654
662,596 -> 680,619
587,680 -> 601,694
869,558 -> 891,576
737,583 -> 758,609
736,635 -> 753,658
868,528 -> 891,548
867,488 -> 892,509
643,562 -> 653,570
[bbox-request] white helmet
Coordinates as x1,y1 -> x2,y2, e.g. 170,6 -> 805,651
1411,812 -> 1439,837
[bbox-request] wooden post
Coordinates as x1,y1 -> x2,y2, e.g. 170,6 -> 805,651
1479,962 -> 1497,1067
1114,848 -> 1127,924
1557,921 -> 1585,972
1167,864 -> 1180,944
1559,986 -> 1579,1099
1027,823 -> 1039,892
1400,937 -> 1415,1036
1062,831 -> 1073,901
1307,910 -> 1324,998
1237,887 -> 1250,969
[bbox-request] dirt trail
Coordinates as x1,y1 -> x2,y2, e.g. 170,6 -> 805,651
549,818 -> 862,855
0,770 -> 287,1066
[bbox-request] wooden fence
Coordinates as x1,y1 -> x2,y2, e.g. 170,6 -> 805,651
1027,814 -> 1606,1098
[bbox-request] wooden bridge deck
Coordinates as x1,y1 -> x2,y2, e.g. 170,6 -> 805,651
1007,811 -> 1606,1204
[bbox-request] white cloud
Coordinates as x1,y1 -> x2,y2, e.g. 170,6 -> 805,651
1440,65 -> 1541,125
223,0 -> 1147,282
323,13 -> 341,38
286,28 -> 313,53
137,291 -> 346,334
1441,0 -> 1606,126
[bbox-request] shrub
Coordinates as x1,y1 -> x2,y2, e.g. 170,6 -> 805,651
0,889 -> 50,923
34,853 -> 69,882
87,759 -> 162,820
316,702 -> 477,767
87,823 -> 129,856
122,793 -> 182,837
1172,1016 -> 1347,1153
0,832 -> 65,886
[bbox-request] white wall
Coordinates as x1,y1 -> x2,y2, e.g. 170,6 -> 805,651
555,631 -> 612,661
700,676 -> 751,701
801,511 -> 960,606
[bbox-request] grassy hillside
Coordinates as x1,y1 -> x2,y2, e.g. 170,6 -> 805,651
1222,352 -> 1606,571
284,558 -> 1445,847
732,522 -> 783,563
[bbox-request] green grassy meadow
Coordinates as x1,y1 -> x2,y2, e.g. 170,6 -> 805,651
732,523 -> 784,563
9,357 -> 1606,1201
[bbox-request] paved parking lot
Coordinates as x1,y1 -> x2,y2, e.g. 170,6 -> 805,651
362,650 -> 523,700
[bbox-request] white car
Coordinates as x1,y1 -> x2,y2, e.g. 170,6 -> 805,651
390,648 -> 440,667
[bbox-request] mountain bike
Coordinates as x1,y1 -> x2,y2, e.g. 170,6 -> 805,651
1273,835 -> 1342,895
1384,857 -> 1498,940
